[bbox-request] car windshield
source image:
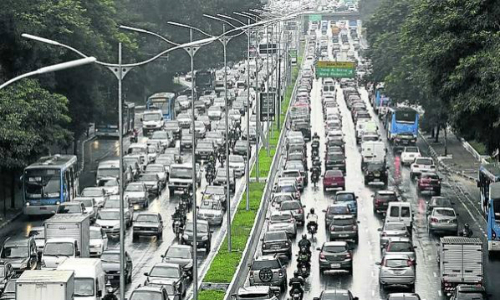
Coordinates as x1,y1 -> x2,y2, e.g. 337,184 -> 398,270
423,174 -> 439,180
136,214 -> 159,223
377,192 -> 397,201
150,266 -> 179,278
271,214 -> 291,221
130,291 -> 163,300
126,184 -> 144,192
98,211 -> 120,220
43,242 -> 74,256
435,209 -> 456,217
1,245 -> 28,258
170,167 -> 192,179
264,231 -> 287,241
200,201 -> 220,210
74,278 -> 95,297
139,174 -> 157,181
82,189 -> 102,197
143,113 -> 161,121
336,193 -> 355,201
332,218 -> 355,226
387,242 -> 413,252
90,230 -> 103,239
166,247 -> 191,259
3,280 -> 15,293
367,163 -> 384,171
251,260 -> 280,270
24,169 -> 61,199
78,199 -> 93,208
385,259 -> 409,268
280,201 -> 301,210
328,206 -> 349,214
57,205 -> 81,214
321,292 -> 351,300
455,293 -> 486,300
325,171 -> 342,178
229,155 -> 244,163
324,245 -> 346,253
104,200 -> 120,208
277,185 -> 296,193
97,168 -> 119,178
147,166 -> 164,173
432,198 -> 451,206
415,158 -> 432,165
101,252 -> 120,262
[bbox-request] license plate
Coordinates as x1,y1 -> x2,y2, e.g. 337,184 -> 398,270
273,245 -> 281,250
374,179 -> 380,182
40,207 -> 47,210
331,263 -> 341,268
339,234 -> 349,237
393,270 -> 405,275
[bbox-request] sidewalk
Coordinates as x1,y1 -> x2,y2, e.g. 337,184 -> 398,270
419,129 -> 483,181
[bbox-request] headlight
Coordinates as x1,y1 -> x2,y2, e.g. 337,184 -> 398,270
25,202 -> 30,207
202,235 -> 208,241
55,201 -> 60,205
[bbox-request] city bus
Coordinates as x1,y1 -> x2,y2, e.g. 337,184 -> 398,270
477,165 -> 500,252
95,101 -> 135,137
385,107 -> 419,146
371,83 -> 391,116
22,155 -> 79,216
195,70 -> 215,96
146,92 -> 176,121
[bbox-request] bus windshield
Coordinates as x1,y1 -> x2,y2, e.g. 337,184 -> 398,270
149,98 -> 170,116
395,110 -> 417,123
25,169 -> 61,199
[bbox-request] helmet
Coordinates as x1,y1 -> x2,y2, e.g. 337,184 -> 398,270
310,208 -> 315,214
464,223 -> 470,229
302,234 -> 307,239
293,270 -> 299,277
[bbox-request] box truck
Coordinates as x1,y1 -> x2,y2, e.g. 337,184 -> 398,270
16,270 -> 74,300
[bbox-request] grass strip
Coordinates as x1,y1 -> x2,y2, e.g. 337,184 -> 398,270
198,43 -> 304,300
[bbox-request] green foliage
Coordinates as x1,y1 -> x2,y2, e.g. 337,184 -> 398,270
198,290 -> 226,300
366,0 -> 500,153
0,79 -> 72,170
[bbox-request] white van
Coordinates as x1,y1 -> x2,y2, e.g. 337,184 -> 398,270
361,141 -> 386,167
42,238 -> 81,270
385,202 -> 413,230
58,258 -> 106,300
96,160 -> 132,186
141,109 -> 164,136
128,143 -> 152,164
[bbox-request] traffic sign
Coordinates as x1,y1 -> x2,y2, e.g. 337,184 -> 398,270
315,61 -> 356,78
289,49 -> 297,58
309,14 -> 322,22
260,92 -> 276,121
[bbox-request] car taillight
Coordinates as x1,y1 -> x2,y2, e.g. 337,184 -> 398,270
279,270 -> 284,277
375,199 -> 381,204
492,231 -> 497,239
285,242 -> 290,247
298,177 -> 303,182
430,217 -> 438,223
346,252 -> 351,259
249,271 -> 254,277
431,165 -> 436,168
298,208 -> 303,214
407,260 -> 414,267
352,225 -> 357,231
330,225 -> 335,231
320,252 -> 325,259
262,243 -> 267,249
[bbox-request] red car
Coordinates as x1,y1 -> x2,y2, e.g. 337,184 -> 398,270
417,172 -> 441,195
323,170 -> 345,192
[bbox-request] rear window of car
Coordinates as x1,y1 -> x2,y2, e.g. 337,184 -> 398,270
404,147 -> 418,153
432,198 -> 451,207
422,174 -> 439,180
324,245 -> 347,253
434,209 -> 456,217
385,223 -> 406,231
385,259 -> 409,268
336,193 -> 355,201
280,201 -> 301,210
415,158 -> 433,165
252,260 -> 280,270
325,170 -> 343,178
264,231 -> 287,242
387,241 -> 413,252
376,192 -> 397,201
328,205 -> 349,214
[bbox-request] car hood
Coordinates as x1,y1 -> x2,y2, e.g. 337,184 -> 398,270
96,219 -> 120,227
102,261 -> 120,272
163,257 -> 193,268
4,257 -> 29,269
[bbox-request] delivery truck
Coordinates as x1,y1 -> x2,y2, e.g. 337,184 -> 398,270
16,270 -> 74,300
44,214 -> 90,258
438,237 -> 483,295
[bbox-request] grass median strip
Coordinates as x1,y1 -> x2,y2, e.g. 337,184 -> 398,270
199,47 -> 304,300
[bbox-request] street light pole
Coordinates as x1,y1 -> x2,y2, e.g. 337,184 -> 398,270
266,24 -> 270,156
245,19 -> 251,211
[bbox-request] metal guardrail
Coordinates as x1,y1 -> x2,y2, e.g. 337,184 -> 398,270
223,47 -> 304,299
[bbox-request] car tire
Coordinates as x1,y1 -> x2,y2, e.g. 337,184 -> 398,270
205,242 -> 211,254
157,232 -> 162,240
127,271 -> 132,284
133,233 -> 139,241
436,189 -> 441,196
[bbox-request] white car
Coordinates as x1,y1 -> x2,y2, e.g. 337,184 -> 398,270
89,226 -> 108,257
401,146 -> 421,166
80,187 -> 108,207
228,155 -> 245,177
267,211 -> 297,238
97,177 -> 120,195
326,130 -> 344,140
410,157 -> 436,179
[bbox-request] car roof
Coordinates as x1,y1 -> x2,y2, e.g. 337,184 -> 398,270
151,262 -> 180,269
323,241 -> 348,247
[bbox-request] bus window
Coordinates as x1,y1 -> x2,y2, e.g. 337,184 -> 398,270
494,199 -> 500,223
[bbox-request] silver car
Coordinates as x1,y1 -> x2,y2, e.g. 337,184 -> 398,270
377,254 -> 416,291
428,207 -> 458,235
379,221 -> 411,249
197,199 -> 224,226
278,200 -> 305,226
382,237 -> 416,263
229,155 -> 246,177
267,211 -> 297,239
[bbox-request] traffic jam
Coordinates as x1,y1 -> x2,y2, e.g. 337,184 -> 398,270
233,17 -> 486,300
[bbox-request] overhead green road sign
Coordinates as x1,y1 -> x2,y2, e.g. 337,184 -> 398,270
309,14 -> 322,22
315,61 -> 356,78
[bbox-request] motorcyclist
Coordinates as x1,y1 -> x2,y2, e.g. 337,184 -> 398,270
312,132 -> 320,142
172,206 -> 186,224
181,188 -> 192,209
298,234 -> 312,259
102,282 -> 118,300
461,223 -> 473,237
289,270 -> 305,299
306,208 -> 319,234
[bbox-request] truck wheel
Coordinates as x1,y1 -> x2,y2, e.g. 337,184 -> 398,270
133,233 -> 139,241
169,188 -> 174,198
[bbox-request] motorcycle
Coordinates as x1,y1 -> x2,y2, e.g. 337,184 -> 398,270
297,261 -> 310,279
205,171 -> 215,185
129,129 -> 138,143
311,171 -> 320,187
290,288 -> 303,300
307,221 -> 318,238
172,218 -> 185,238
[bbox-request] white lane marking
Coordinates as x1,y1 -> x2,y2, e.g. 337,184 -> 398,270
438,290 -> 442,297
433,272 -> 437,277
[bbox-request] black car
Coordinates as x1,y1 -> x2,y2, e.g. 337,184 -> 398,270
164,121 -> 181,140
261,230 -> 292,259
325,152 -> 346,172
101,250 -> 133,284
195,140 -> 215,161
181,220 -> 212,254
364,162 -> 388,185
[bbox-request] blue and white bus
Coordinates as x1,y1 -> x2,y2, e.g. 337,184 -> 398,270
385,107 -> 419,146
372,84 -> 391,116
22,155 -> 79,216
478,165 -> 500,252
146,92 -> 176,121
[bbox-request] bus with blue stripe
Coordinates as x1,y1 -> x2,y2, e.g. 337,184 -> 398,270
146,92 -> 176,121
478,165 -> 500,252
374,86 -> 391,115
384,107 -> 419,147
22,155 -> 79,216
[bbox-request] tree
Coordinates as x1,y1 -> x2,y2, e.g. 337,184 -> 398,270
0,79 -> 72,207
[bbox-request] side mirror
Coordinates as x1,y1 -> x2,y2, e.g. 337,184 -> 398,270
140,118 -> 143,122
75,250 -> 81,256
144,272 -> 149,276
377,228 -> 382,231
375,262 -> 381,266
161,255 -> 165,258
357,221 -> 360,224
316,247 -> 321,251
